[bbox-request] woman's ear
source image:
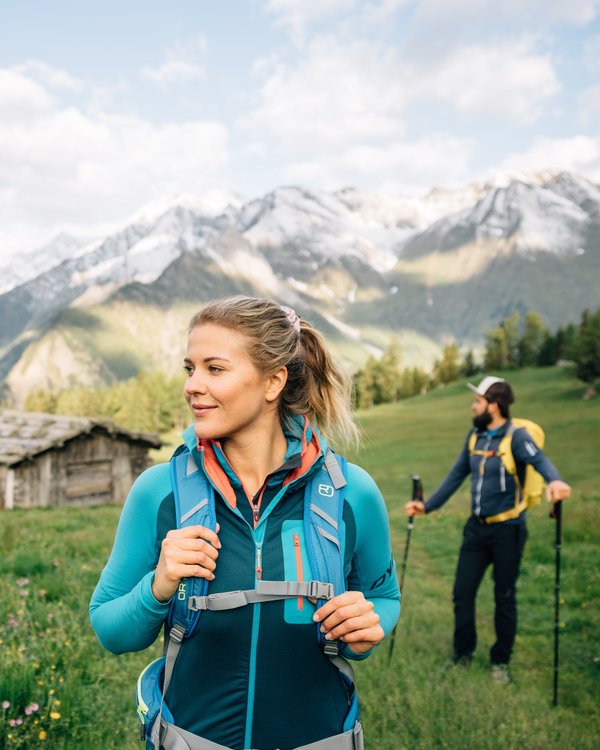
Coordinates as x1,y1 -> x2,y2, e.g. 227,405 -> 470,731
265,366 -> 288,403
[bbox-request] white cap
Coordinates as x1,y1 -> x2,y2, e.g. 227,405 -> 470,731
467,376 -> 505,397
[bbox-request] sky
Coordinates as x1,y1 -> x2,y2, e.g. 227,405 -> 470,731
1,0 -> 599,259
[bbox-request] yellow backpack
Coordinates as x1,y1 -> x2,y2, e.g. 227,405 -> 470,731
468,418 -> 545,523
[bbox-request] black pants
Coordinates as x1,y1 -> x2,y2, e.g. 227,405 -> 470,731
453,517 -> 528,665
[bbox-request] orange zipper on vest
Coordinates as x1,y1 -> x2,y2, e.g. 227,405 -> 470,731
293,533 -> 304,610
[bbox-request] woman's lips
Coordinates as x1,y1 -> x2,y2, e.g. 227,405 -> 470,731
191,405 -> 217,417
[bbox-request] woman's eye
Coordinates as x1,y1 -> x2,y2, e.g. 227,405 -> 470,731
208,365 -> 223,374
183,365 -> 193,376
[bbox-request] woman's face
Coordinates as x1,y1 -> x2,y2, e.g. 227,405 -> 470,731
183,323 -> 282,442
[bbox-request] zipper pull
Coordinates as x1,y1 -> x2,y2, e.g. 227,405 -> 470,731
256,543 -> 263,580
253,503 -> 259,526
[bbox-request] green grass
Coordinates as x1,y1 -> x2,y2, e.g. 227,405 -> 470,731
0,366 -> 598,749
348,366 -> 600,750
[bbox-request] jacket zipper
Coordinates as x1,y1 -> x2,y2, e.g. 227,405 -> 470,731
293,533 -> 304,611
500,463 -> 506,492
255,542 -> 263,580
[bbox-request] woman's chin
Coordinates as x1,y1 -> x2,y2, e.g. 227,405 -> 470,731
194,422 -> 223,442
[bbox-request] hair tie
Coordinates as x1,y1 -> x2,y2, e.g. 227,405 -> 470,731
281,305 -> 301,333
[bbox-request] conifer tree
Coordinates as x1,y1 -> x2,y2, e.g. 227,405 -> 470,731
484,326 -> 509,370
376,338 -> 402,403
433,341 -> 461,384
461,349 -> 478,377
501,311 -> 521,368
574,308 -> 600,385
519,311 -> 547,366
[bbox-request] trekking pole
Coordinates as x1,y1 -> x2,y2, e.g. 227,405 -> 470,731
550,499 -> 563,707
388,474 -> 423,663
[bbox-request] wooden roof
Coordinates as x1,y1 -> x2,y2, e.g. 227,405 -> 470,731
0,410 -> 161,466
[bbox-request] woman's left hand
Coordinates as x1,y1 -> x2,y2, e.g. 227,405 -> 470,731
313,591 -> 384,654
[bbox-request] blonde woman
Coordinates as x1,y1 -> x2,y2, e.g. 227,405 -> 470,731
90,296 -> 400,750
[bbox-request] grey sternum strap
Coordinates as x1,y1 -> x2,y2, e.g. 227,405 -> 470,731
188,579 -> 334,612
154,718 -> 364,750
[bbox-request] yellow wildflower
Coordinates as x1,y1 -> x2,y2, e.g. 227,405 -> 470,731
39,730 -> 47,741
50,711 -> 61,720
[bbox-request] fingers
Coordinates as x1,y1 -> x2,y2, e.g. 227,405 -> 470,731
546,481 -> 572,503
166,524 -> 221,548
169,537 -> 220,561
161,529 -> 220,574
152,524 -> 221,601
313,592 -> 384,647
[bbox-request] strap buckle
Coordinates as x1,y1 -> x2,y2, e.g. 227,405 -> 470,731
323,638 -> 340,657
188,590 -> 251,611
169,622 -> 186,643
308,580 -> 334,600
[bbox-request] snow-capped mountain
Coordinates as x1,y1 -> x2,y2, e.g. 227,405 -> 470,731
1,171 -> 598,404
400,173 -> 599,260
0,232 -> 95,295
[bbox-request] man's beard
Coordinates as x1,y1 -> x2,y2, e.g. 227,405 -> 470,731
473,411 -> 493,431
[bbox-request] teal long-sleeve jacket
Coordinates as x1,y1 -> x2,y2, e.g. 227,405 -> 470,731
89,420 -> 400,750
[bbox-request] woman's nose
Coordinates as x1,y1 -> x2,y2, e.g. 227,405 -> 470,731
184,370 -> 208,395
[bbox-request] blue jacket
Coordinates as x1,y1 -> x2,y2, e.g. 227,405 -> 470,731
89,417 -> 400,750
424,420 -> 561,522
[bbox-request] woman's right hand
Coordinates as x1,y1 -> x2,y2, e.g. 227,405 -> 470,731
152,523 -> 221,603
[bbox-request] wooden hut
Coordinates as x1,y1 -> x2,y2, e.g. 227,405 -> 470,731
0,410 -> 161,509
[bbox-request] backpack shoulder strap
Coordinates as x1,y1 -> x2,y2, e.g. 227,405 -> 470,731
498,422 -> 518,477
468,430 -> 477,454
304,449 -> 359,731
168,445 -> 216,637
304,449 -> 347,605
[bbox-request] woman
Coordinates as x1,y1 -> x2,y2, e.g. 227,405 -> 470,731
90,296 -> 400,750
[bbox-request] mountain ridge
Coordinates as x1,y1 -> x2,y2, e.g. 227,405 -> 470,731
1,170 -> 598,405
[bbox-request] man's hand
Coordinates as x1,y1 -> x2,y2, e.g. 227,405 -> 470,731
546,480 -> 571,504
405,500 -> 426,517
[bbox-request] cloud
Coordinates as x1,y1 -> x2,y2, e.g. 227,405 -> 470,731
0,67 -> 229,258
411,0 -> 599,35
499,136 -> 600,181
265,0 -> 358,30
0,68 -> 54,122
421,37 -> 560,123
243,30 -> 559,189
141,35 -> 207,85
141,60 -> 205,85
578,85 -> 600,126
13,60 -> 83,91
584,33 -> 600,72
282,134 -> 474,193
244,37 -> 406,153
502,0 -> 600,25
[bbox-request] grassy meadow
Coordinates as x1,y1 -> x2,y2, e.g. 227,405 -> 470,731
1,366 -> 598,749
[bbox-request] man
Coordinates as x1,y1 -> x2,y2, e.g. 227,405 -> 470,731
406,376 -> 571,683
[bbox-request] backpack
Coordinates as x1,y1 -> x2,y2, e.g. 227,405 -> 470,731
136,445 -> 359,750
468,418 -> 545,524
